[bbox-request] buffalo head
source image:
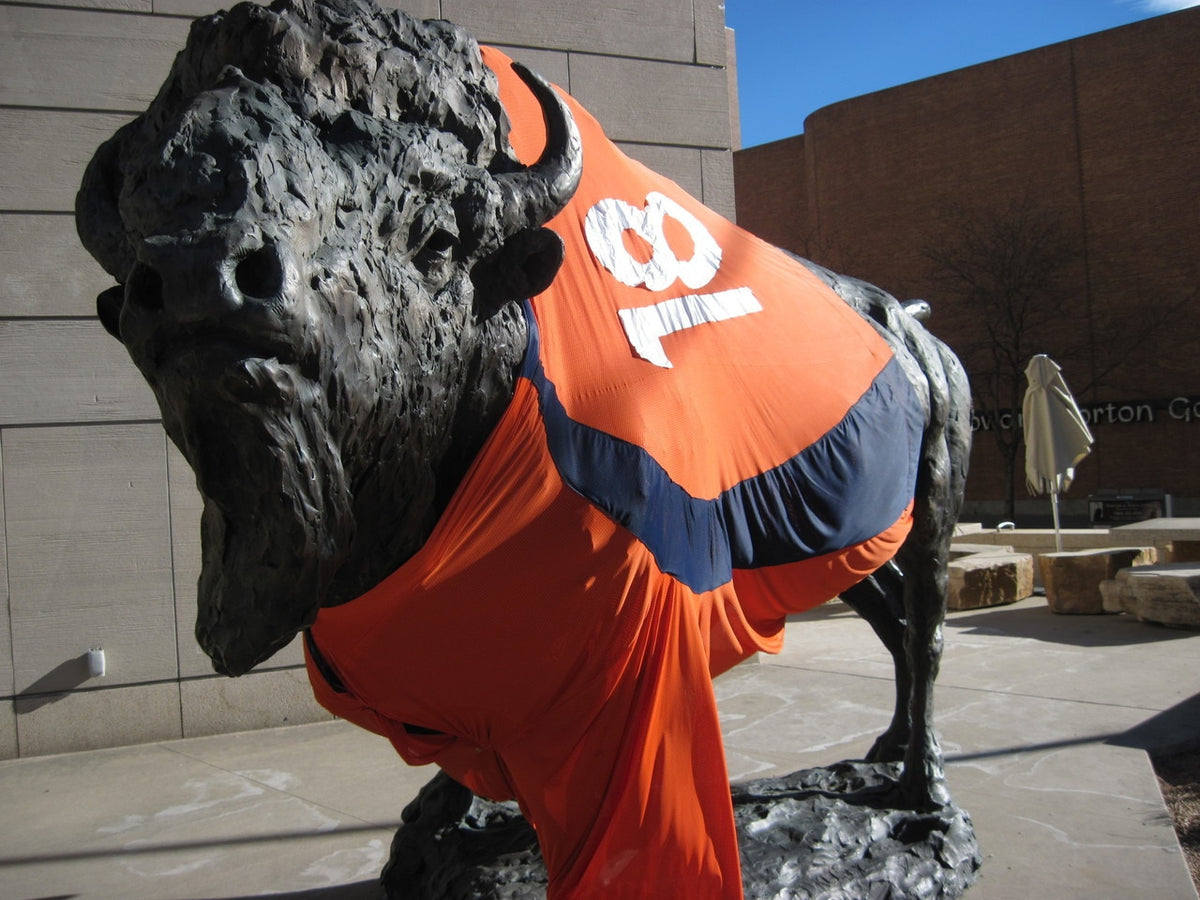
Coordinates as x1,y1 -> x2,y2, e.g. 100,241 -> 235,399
76,0 -> 582,675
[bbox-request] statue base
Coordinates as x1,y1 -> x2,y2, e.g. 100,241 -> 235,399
381,762 -> 981,899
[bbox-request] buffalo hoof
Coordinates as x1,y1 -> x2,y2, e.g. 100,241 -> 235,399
380,770 -> 541,899
380,763 -> 981,899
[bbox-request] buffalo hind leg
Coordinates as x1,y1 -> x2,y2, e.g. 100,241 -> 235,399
840,561 -> 911,764
892,426 -> 961,811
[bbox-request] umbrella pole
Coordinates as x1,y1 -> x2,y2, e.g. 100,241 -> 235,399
1051,491 -> 1063,552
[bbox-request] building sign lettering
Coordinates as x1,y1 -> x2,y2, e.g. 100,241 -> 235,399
972,395 -> 1200,431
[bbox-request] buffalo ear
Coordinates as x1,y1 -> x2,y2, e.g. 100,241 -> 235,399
97,285 -> 125,342
472,227 -> 565,314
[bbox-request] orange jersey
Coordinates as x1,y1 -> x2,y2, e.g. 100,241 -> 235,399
306,48 -> 924,900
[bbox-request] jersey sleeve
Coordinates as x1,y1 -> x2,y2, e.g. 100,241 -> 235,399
496,583 -> 745,900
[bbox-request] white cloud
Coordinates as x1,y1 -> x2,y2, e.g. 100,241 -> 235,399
1129,0 -> 1200,12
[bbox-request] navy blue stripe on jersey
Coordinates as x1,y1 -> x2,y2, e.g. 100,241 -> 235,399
519,302 -> 924,594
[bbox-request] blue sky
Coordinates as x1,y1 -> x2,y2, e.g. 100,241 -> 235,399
725,0 -> 1199,148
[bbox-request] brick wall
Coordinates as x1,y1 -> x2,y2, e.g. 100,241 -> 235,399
0,0 -> 738,757
733,135 -> 807,252
732,8 -> 1200,515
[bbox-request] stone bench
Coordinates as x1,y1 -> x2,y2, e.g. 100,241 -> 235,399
1100,563 -> 1200,628
1167,539 -> 1200,563
950,542 -> 1014,558
953,520 -> 1200,589
947,550 -> 1034,610
1039,546 -> 1157,614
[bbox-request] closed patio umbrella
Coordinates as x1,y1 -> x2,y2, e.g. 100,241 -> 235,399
1023,354 -> 1094,550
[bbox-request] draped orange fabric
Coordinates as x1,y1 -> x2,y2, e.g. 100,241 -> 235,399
305,48 -> 922,899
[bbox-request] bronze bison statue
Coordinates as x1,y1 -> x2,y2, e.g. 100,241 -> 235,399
76,0 -> 973,896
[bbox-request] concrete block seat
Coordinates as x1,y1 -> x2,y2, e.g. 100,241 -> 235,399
1039,546 -> 1157,614
1101,563 -> 1200,629
1111,518 -> 1200,561
1166,539 -> 1200,563
947,545 -> 1034,610
949,542 -> 1014,557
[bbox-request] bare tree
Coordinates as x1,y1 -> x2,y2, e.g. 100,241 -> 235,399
924,194 -> 1197,521
924,195 -> 1081,521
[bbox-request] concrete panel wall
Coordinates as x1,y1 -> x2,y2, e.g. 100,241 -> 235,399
570,54 -> 731,149
1,215 -> 111,317
0,450 -> 11,701
0,0 -> 737,757
0,321 -> 160,425
0,6 -> 190,109
5,425 -> 176,694
444,0 -> 696,62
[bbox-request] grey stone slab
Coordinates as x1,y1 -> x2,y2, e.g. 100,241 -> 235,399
173,719 -> 427,826
1113,518 -> 1200,543
0,743 -> 186,856
716,663 -> 895,780
0,441 -> 11,700
618,142 -> 703,198
726,28 -> 741,150
6,425 -> 177,694
13,681 -> 182,756
0,109 -> 133,212
382,0 -> 442,18
951,542 -> 1016,556
152,0 -> 259,15
694,0 -> 727,66
778,597 -> 1200,714
701,147 -> 736,219
0,214 -> 112,318
0,320 -> 160,425
0,6 -> 189,110
770,601 -> 896,682
152,0 -> 437,19
181,668 -> 332,738
491,44 -> 569,93
1119,563 -> 1200,628
0,700 -> 15,760
13,0 -> 150,11
934,689 -> 1194,899
939,597 -> 1200,712
445,0 -> 694,62
933,679 -> 1162,789
167,440 -> 207,679
0,731 -> 396,899
569,53 -> 732,148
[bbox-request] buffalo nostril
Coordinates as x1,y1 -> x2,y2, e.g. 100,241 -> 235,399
126,262 -> 165,311
234,244 -> 284,300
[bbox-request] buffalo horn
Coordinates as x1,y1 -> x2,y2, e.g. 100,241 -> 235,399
493,62 -> 583,234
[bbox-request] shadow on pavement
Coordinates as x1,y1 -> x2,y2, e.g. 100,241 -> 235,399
944,601 -> 1199,647
214,884 -> 382,899
1113,692 -> 1200,754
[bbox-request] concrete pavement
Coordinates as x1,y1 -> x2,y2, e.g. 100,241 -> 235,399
2,595 -> 1198,899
